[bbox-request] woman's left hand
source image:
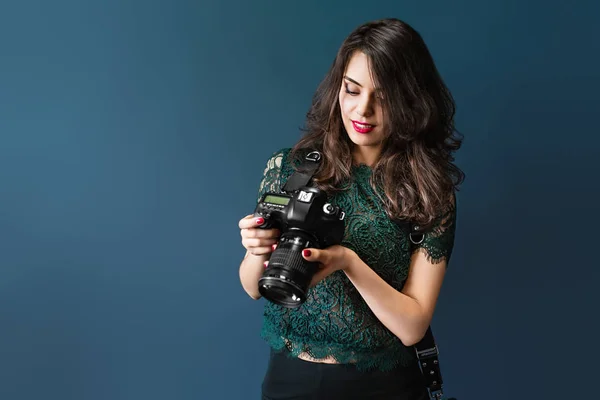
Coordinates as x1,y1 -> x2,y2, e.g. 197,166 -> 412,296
301,245 -> 357,287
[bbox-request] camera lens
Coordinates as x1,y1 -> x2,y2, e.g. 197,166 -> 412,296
258,231 -> 319,308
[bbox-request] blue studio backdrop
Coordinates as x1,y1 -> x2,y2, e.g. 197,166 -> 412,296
0,0 -> 598,399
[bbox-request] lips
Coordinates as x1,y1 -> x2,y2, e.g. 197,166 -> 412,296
351,120 -> 375,134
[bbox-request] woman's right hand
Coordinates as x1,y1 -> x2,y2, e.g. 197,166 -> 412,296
238,214 -> 280,256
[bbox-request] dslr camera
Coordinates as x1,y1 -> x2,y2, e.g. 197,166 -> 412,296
254,186 -> 345,308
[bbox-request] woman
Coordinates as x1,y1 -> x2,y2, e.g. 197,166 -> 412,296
238,18 -> 464,399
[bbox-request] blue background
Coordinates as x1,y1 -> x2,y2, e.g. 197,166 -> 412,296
1,0 -> 598,399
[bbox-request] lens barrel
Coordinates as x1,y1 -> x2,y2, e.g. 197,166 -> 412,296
258,231 -> 318,308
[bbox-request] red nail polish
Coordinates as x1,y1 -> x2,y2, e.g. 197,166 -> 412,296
256,217 -> 264,225
263,261 -> 268,269
271,244 -> 277,251
303,249 -> 311,257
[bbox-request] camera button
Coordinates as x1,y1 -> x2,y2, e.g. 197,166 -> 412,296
298,191 -> 314,203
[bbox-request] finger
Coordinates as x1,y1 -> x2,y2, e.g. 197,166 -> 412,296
302,248 -> 328,264
242,238 -> 278,249
249,246 -> 274,256
248,243 -> 278,254
238,214 -> 254,228
242,228 -> 280,239
239,215 -> 265,230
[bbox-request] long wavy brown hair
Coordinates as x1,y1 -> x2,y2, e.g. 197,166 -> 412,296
290,18 -> 465,227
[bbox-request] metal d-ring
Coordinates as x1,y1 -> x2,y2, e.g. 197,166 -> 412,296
409,232 -> 425,244
305,151 -> 321,162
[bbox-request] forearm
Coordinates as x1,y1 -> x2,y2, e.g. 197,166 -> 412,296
344,254 -> 430,346
239,251 -> 268,300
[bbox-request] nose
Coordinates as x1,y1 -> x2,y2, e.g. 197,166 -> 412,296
355,95 -> 374,118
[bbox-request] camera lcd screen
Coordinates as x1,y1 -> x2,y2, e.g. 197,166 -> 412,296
264,195 -> 290,205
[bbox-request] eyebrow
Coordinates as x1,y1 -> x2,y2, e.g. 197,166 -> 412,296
343,75 -> 381,92
344,76 -> 362,87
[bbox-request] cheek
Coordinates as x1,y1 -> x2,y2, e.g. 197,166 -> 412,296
339,93 -> 353,117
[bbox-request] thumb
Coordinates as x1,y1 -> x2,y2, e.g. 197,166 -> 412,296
302,248 -> 327,263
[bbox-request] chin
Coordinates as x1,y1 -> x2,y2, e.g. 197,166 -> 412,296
347,131 -> 382,147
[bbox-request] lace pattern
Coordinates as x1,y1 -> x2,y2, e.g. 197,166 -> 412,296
256,148 -> 456,371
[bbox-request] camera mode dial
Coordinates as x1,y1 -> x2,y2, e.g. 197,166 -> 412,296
323,203 -> 336,215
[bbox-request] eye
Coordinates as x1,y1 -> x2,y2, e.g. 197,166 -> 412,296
344,83 -> 359,96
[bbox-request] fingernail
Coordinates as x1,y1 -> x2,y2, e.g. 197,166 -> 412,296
302,249 -> 311,257
256,217 -> 264,225
271,244 -> 277,251
263,261 -> 268,269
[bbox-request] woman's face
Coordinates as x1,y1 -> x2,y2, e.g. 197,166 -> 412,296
338,51 -> 386,160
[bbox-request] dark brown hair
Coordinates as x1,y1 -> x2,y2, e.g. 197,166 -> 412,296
291,18 -> 465,227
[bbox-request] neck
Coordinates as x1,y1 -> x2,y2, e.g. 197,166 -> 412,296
352,145 -> 381,167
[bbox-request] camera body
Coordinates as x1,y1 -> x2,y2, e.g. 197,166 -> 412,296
254,186 -> 345,308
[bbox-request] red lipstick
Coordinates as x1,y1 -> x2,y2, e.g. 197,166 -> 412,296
351,120 -> 375,134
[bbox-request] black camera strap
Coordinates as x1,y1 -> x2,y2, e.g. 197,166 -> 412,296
282,150 -> 322,193
282,150 -> 452,400
393,220 -> 448,400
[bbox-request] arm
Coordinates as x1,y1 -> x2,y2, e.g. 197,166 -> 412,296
304,195 -> 457,346
344,249 -> 446,346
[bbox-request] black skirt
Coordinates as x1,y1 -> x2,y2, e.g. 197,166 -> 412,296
261,349 -> 429,400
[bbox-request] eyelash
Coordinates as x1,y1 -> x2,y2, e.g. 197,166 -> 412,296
344,83 -> 359,95
344,83 -> 383,101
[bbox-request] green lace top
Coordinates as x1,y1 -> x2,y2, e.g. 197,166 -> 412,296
256,148 -> 457,372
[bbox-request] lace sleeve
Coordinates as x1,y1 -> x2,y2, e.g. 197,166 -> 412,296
414,193 -> 457,265
256,149 -> 289,203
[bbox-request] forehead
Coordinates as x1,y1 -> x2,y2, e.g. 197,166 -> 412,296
343,51 -> 377,89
